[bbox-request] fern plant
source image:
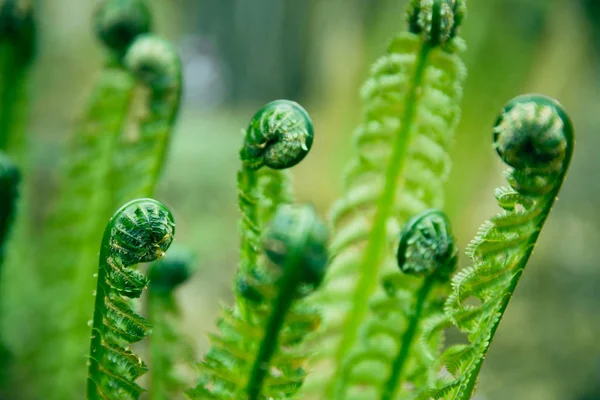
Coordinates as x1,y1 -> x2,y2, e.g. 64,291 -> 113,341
187,100 -> 326,400
87,198 -> 175,400
0,0 -> 581,399
303,0 -> 467,397
17,1 -> 182,397
422,94 -> 574,399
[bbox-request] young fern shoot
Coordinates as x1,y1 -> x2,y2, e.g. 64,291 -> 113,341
188,204 -> 328,400
426,94 -> 574,399
340,210 -> 458,400
87,198 -> 175,400
29,2 -> 155,397
304,1 -> 467,397
187,101 -> 321,399
147,247 -> 195,400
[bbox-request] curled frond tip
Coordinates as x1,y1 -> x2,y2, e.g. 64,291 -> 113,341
396,209 -> 457,280
407,0 -> 466,48
241,100 -> 314,170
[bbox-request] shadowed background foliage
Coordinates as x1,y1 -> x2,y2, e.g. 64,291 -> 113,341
10,0 -> 600,399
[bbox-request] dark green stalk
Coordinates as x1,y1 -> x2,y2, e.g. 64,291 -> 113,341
381,275 -> 434,400
87,198 -> 175,400
0,0 -> 35,160
246,204 -> 329,400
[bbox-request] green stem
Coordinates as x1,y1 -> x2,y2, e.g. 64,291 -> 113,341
86,233 -> 112,400
328,42 -> 432,397
245,229 -> 306,400
381,274 -> 435,400
148,293 -> 173,400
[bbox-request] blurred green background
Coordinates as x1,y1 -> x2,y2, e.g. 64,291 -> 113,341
23,0 -> 600,399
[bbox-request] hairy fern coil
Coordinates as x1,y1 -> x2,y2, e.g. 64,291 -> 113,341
424,94 -> 574,399
87,198 -> 175,400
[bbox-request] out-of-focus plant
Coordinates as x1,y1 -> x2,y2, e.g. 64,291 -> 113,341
0,0 -> 577,399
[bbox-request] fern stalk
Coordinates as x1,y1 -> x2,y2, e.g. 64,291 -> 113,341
87,198 -> 175,400
305,1 -> 467,397
425,94 -> 574,399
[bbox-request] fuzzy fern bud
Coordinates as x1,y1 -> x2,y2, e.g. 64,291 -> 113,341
124,34 -> 181,93
107,198 -> 174,266
241,100 -> 314,170
94,0 -> 151,57
264,204 -> 329,288
396,209 -> 457,280
407,0 -> 466,48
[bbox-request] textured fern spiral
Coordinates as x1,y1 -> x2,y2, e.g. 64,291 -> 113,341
337,210 -> 458,400
87,198 -> 175,400
302,1 -> 466,397
188,204 -> 328,400
147,247 -> 195,400
423,94 -> 574,399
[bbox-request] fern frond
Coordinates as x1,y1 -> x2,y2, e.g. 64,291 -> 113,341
337,210 -> 458,400
188,102 -> 321,399
427,94 -> 574,399
87,198 -> 175,400
188,204 -> 329,400
303,1 -> 467,397
110,33 -> 182,207
23,2 -> 157,397
147,247 -> 195,400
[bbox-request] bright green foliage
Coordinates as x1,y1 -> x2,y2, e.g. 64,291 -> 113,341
187,101 -> 323,399
422,95 -> 574,399
0,0 -> 35,161
303,1 -> 467,397
147,247 -> 195,400
338,210 -> 458,400
87,198 -> 175,400
188,204 -> 329,400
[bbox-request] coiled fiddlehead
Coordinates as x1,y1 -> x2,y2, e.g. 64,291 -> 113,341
337,210 -> 458,400
188,204 -> 328,400
111,33 -> 182,208
94,0 -> 151,61
237,100 -> 313,278
423,94 -> 574,399
147,247 -> 195,400
87,198 -> 175,400
303,1 -> 466,397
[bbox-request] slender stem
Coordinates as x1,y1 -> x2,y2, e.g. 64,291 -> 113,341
245,230 -> 306,400
86,234 -> 112,399
381,275 -> 435,400
148,293 -> 173,400
328,43 -> 432,397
